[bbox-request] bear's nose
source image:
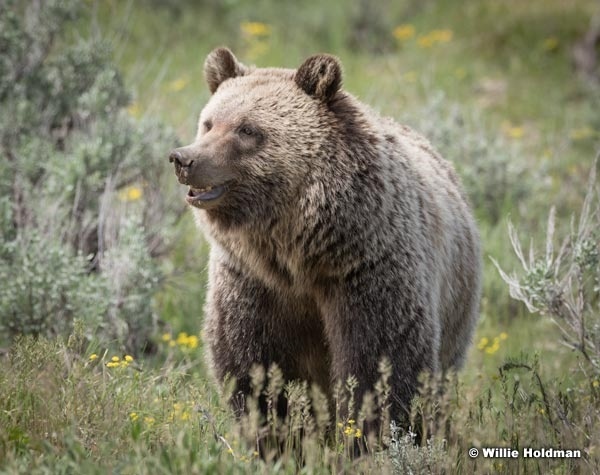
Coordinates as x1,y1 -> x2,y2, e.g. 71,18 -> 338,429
169,150 -> 194,168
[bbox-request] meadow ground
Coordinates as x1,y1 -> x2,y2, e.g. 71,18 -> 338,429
1,0 -> 599,473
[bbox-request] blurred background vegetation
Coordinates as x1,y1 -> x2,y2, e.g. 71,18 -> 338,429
1,0 -> 599,472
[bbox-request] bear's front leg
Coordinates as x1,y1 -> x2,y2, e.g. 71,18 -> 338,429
203,256 -> 283,416
203,252 -> 327,418
319,266 -> 440,434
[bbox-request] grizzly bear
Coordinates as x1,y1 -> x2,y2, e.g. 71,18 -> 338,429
169,47 -> 481,431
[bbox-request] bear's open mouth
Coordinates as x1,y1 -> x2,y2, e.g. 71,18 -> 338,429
186,184 -> 226,204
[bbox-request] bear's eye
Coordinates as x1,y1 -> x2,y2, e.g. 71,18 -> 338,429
239,126 -> 254,136
203,120 -> 213,132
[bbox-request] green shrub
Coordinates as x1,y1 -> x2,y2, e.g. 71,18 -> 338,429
0,233 -> 107,339
0,0 -> 179,351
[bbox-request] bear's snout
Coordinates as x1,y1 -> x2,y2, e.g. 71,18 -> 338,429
169,147 -> 196,185
169,150 -> 194,167
169,145 -> 235,198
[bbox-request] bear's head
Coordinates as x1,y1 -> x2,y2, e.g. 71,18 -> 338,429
169,47 -> 343,226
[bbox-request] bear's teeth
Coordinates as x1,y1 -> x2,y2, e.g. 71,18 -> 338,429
191,186 -> 213,195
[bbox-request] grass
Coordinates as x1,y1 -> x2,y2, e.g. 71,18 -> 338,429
1,328 -> 595,473
2,0 -> 600,472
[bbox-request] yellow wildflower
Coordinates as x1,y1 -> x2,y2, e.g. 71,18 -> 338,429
111,356 -> 120,362
176,332 -> 189,346
186,335 -> 199,349
417,29 -> 453,48
542,37 -> 559,52
417,35 -> 435,48
127,187 -> 142,201
124,355 -> 134,362
344,426 -> 354,436
593,380 -> 599,388
118,185 -> 143,202
507,127 -> 524,139
180,411 -> 190,421
478,334 -> 503,354
240,21 -> 271,37
167,77 -> 189,93
485,341 -> 500,355
162,332 -> 172,342
355,429 -> 363,438
127,102 -> 141,118
348,419 -> 355,425
173,332 -> 200,349
106,361 -> 120,368
129,412 -> 139,421
569,127 -> 594,141
144,416 -> 155,424
477,337 -> 489,350
393,24 -> 415,41
433,29 -> 453,43
511,127 -> 525,139
89,353 -> 98,361
502,122 -> 524,139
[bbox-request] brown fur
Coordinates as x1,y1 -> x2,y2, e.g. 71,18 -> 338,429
170,47 -> 482,429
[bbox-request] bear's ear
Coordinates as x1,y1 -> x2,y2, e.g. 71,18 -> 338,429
295,54 -> 342,102
204,47 -> 248,94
